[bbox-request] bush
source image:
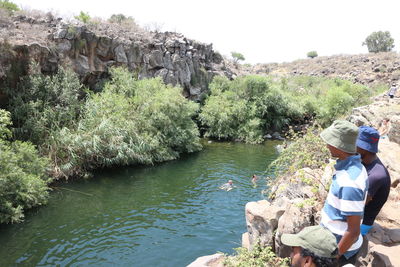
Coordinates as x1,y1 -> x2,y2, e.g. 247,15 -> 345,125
317,88 -> 354,125
200,75 -> 382,143
75,11 -> 91,24
0,0 -> 19,14
281,76 -> 376,127
6,66 -> 84,146
0,109 -> 50,224
266,126 -> 330,201
49,67 -> 201,179
268,126 -> 329,177
224,243 -> 288,267
307,51 -> 318,58
363,31 -> 394,53
200,76 -> 304,143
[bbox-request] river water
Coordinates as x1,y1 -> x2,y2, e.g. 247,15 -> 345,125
0,141 -> 280,267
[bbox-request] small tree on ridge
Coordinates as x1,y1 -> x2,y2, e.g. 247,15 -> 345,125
307,51 -> 318,58
231,51 -> 245,64
363,31 -> 394,53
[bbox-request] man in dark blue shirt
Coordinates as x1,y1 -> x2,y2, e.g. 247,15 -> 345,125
356,126 -> 391,235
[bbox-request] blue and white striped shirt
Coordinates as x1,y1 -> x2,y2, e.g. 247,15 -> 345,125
321,154 -> 368,259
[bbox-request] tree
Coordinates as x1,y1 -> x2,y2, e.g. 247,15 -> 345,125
74,11 -> 91,24
231,51 -> 245,64
363,31 -> 394,53
307,51 -> 318,58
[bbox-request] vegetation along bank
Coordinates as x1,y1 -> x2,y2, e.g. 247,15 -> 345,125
0,63 -> 385,224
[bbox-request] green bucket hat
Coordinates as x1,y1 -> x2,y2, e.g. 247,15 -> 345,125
320,120 -> 359,153
281,225 -> 338,258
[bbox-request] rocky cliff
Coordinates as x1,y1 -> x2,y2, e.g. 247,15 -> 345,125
0,13 -> 233,104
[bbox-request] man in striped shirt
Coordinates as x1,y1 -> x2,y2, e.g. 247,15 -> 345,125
320,120 -> 368,265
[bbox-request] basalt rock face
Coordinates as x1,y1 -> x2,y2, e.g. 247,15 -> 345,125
0,14 -> 233,103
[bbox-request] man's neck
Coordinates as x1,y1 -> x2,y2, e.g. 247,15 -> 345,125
362,153 -> 377,165
338,153 -> 356,161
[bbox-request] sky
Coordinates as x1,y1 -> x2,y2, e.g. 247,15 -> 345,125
12,0 -> 400,64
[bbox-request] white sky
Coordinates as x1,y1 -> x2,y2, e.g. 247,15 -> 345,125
12,0 -> 400,64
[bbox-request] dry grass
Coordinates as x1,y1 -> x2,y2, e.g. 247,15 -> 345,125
15,8 -> 48,20
86,16 -> 148,40
0,8 -> 10,24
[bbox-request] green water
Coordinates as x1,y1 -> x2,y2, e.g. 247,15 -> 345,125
0,141 -> 280,267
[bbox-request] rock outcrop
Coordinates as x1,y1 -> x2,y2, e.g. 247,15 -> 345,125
242,166 -> 331,258
187,253 -> 224,267
0,13 -> 233,103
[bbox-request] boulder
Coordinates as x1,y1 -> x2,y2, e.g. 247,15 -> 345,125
148,50 -> 163,69
274,203 -> 314,257
244,199 -> 286,249
271,132 -> 283,140
388,115 -> 400,144
358,243 -> 400,267
187,253 -> 224,267
114,44 -> 128,64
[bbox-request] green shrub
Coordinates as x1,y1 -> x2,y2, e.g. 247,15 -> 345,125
307,51 -> 318,58
317,88 -> 354,125
0,0 -> 19,14
75,11 -> 91,24
6,66 -> 84,146
201,75 -> 382,143
266,126 -> 330,201
0,109 -> 50,224
200,76 -> 303,143
268,126 -> 329,177
282,76 -> 379,126
224,243 -> 288,267
49,67 -> 201,179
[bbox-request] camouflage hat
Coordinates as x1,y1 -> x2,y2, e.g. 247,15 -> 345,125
281,225 -> 338,258
320,120 -> 359,153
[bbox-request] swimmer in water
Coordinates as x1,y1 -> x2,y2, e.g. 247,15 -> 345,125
220,180 -> 234,191
252,174 -> 258,187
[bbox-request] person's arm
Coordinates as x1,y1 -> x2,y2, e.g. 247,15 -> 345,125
367,173 -> 382,204
338,215 -> 361,256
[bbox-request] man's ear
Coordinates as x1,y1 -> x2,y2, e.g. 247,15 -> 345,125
304,255 -> 313,267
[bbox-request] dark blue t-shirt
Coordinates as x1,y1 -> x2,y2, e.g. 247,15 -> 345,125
362,158 -> 391,226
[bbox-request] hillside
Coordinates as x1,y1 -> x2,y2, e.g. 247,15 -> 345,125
241,52 -> 400,87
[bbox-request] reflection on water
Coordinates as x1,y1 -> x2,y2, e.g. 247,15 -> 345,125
0,140 -> 280,267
